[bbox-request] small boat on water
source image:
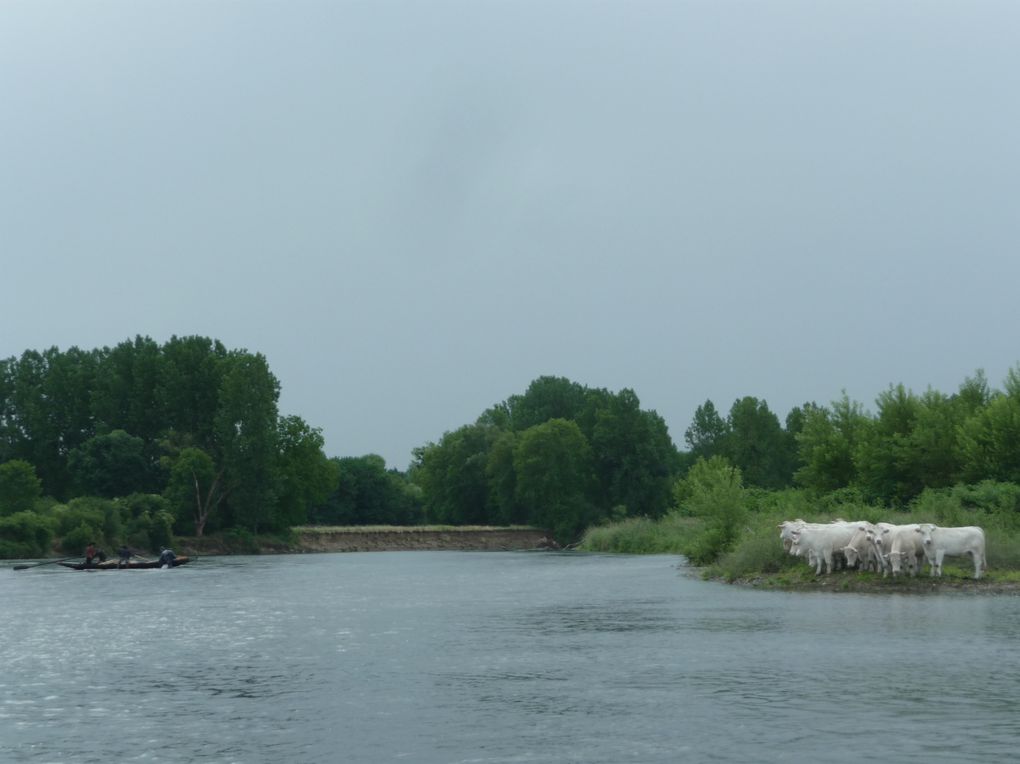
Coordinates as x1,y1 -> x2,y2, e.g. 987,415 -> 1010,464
58,557 -> 191,571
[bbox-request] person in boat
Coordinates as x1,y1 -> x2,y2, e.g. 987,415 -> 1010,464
85,542 -> 97,568
117,545 -> 132,568
159,547 -> 177,567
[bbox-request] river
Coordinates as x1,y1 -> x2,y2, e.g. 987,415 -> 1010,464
2,552 -> 1018,763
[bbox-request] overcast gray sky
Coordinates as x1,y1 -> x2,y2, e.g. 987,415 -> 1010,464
3,1 -> 1018,470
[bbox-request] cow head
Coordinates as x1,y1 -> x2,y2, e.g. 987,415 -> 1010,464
916,523 -> 937,548
842,545 -> 860,566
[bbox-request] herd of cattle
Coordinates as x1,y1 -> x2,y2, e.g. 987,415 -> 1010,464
778,519 -> 988,579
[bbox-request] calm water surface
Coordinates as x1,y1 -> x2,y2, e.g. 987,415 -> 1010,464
2,552 -> 1019,763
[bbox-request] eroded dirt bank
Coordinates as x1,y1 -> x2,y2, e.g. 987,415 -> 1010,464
177,528 -> 558,555
294,528 -> 558,553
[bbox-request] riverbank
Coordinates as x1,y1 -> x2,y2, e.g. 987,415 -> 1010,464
686,565 -> 1020,594
174,526 -> 559,556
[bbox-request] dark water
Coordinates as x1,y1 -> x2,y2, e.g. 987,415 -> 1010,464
3,552 -> 1019,763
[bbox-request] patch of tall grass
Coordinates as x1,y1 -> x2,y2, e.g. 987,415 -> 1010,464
579,515 -> 698,554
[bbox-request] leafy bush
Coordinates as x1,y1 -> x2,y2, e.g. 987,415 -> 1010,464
708,513 -> 801,581
0,511 -> 55,558
673,457 -> 745,563
0,460 -> 43,516
53,496 -> 122,540
222,527 -> 260,554
60,522 -> 100,556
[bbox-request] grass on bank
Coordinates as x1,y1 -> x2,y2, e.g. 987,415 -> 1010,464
579,498 -> 1020,585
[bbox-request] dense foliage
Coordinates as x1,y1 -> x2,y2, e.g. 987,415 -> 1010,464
411,377 -> 681,542
0,336 -> 338,553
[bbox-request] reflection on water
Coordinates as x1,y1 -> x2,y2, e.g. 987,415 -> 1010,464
3,553 -> 1020,763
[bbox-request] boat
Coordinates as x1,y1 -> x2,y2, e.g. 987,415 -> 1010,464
58,557 -> 191,571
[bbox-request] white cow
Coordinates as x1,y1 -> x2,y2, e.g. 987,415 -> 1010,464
778,519 -> 808,552
790,523 -> 858,575
886,524 -> 926,577
870,523 -> 924,577
841,522 -> 881,572
915,524 -> 987,579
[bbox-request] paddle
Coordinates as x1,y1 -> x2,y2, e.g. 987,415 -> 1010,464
13,557 -> 76,571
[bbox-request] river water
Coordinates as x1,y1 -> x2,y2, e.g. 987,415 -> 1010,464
2,552 -> 1019,763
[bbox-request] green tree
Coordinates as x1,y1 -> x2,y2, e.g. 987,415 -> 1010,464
314,455 -> 421,526
855,384 -> 920,504
91,336 -> 165,442
724,397 -> 789,489
684,400 -> 729,460
68,429 -> 153,498
274,416 -> 336,527
0,459 -> 43,515
590,388 -> 677,518
164,447 -> 225,537
672,455 -> 745,565
486,431 -> 523,525
794,393 -> 869,493
6,349 -> 79,497
214,351 -> 281,532
506,376 -> 589,432
901,389 -> 967,494
959,367 -> 1020,484
514,419 -> 595,542
158,335 -> 228,449
413,423 -> 500,524
0,357 -> 15,464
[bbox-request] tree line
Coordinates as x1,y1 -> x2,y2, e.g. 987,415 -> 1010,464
406,369 -> 1020,542
2,335 -> 1019,554
0,336 -> 338,556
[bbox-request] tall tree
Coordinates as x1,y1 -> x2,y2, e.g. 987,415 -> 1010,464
214,351 -> 281,532
274,415 -> 336,528
855,384 -> 920,504
725,396 -> 789,489
164,447 -> 226,537
92,336 -> 165,442
158,335 -> 228,449
506,376 -> 589,432
794,393 -> 869,493
514,418 -> 595,542
590,388 -> 677,517
6,349 -> 74,496
959,366 -> 1020,484
486,431 -> 523,525
413,423 -> 499,525
684,400 -> 729,460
